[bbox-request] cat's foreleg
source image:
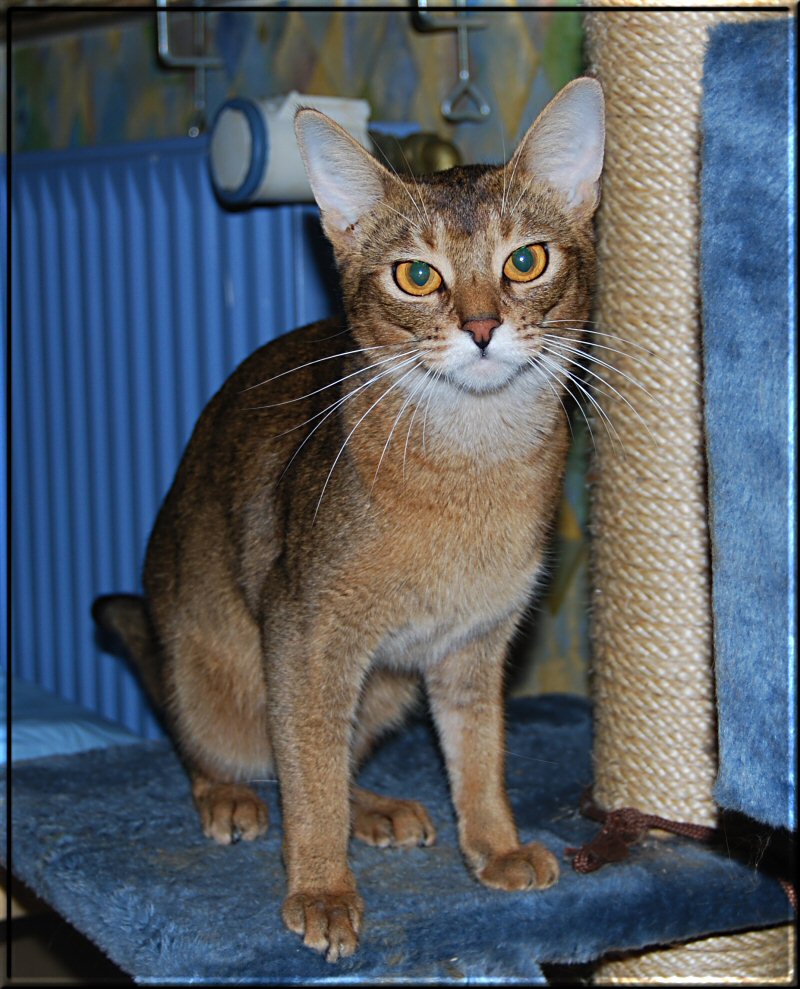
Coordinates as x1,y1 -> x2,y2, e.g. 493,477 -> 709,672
424,623 -> 560,892
267,629 -> 368,962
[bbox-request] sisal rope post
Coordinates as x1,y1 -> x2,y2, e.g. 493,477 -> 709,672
583,2 -> 794,982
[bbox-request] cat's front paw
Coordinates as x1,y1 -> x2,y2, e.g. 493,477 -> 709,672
477,841 -> 559,891
282,890 -> 364,963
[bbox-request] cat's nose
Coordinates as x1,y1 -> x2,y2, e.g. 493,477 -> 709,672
462,316 -> 500,352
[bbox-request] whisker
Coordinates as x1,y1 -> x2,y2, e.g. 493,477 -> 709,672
525,357 -> 575,445
314,360 -> 423,521
499,114 -> 508,219
540,343 -> 660,448
542,335 -> 662,407
542,320 -> 665,362
394,143 -> 432,230
277,353 -> 421,480
504,138 -> 526,219
528,357 -> 594,455
403,367 -> 438,479
373,138 -> 430,230
371,365 -> 430,491
509,175 -> 534,219
537,352 -> 625,456
246,348 -> 420,410
382,199 -> 424,234
241,343 -> 405,394
421,367 -> 443,454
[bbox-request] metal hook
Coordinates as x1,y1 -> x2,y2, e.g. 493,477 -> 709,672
412,0 -> 490,123
156,0 -> 223,136
440,14 -> 491,123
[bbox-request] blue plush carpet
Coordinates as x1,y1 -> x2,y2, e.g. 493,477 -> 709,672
700,18 -> 796,830
2,695 -> 792,984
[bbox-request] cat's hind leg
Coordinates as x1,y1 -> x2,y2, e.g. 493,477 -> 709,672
161,613 -> 274,846
191,775 -> 270,845
350,669 -> 436,848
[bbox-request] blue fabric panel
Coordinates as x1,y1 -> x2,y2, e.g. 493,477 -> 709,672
700,19 -> 796,830
1,696 -> 791,983
1,676 -> 139,766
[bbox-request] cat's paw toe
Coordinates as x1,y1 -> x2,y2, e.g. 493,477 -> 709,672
193,781 -> 269,845
353,796 -> 436,848
282,890 -> 363,963
478,842 -> 559,891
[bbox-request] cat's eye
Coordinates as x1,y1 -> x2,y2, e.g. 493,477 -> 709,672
394,260 -> 443,297
503,244 -> 548,283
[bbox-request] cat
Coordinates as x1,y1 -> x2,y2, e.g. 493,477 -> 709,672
93,76 -> 604,963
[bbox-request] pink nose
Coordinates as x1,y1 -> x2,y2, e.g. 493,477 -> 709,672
462,317 -> 500,350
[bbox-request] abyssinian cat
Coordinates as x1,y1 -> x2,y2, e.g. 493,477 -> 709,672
93,77 -> 605,962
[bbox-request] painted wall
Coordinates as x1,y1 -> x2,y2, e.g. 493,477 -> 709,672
8,3 -> 590,697
11,4 -> 583,160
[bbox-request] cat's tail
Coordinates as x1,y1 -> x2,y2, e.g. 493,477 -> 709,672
92,594 -> 165,712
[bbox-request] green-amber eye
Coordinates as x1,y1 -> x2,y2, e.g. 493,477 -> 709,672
410,261 -> 431,286
504,243 -> 548,283
395,260 -> 443,296
513,247 -> 534,272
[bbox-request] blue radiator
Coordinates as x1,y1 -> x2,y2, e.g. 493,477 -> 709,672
9,137 -> 338,738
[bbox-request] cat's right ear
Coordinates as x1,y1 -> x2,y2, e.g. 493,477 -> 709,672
295,109 -> 394,253
509,76 -> 605,216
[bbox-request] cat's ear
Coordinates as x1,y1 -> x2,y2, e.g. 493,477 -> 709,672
509,77 -> 605,214
294,108 -> 394,250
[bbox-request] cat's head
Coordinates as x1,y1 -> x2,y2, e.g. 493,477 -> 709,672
295,78 -> 604,398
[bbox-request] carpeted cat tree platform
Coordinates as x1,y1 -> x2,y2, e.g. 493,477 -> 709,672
2,694 -> 793,984
3,10 -> 795,985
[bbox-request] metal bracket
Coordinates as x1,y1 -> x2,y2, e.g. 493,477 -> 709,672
156,0 -> 223,136
413,0 -> 486,31
413,0 -> 490,124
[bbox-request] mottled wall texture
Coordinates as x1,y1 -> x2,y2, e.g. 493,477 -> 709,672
8,2 -> 590,696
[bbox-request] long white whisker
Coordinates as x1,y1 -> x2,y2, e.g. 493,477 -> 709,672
382,199 -> 423,234
542,335 -> 662,407
371,363 -> 429,491
403,368 -> 438,479
537,353 -> 625,456
542,321 -> 659,360
241,343 -> 404,393
314,361 -> 423,521
270,352 -> 419,440
421,367 -> 443,454
246,349 -> 420,409
541,344 -> 659,447
528,358 -> 595,454
394,143 -> 432,229
504,140 -> 526,219
277,353 -> 421,479
525,358 -> 575,443
509,176 -> 533,218
499,115 -> 508,218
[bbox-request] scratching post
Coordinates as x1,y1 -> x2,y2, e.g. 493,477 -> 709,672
583,2 -> 794,982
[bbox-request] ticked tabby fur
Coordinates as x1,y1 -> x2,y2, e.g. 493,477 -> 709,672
94,77 -> 605,962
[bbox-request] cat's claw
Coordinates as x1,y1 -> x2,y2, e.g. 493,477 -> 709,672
477,841 -> 560,891
282,890 -> 364,963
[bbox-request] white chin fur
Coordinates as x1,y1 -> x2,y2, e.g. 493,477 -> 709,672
440,323 -> 527,394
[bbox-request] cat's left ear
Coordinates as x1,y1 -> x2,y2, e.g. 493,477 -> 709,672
509,77 -> 605,215
295,108 -> 395,251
